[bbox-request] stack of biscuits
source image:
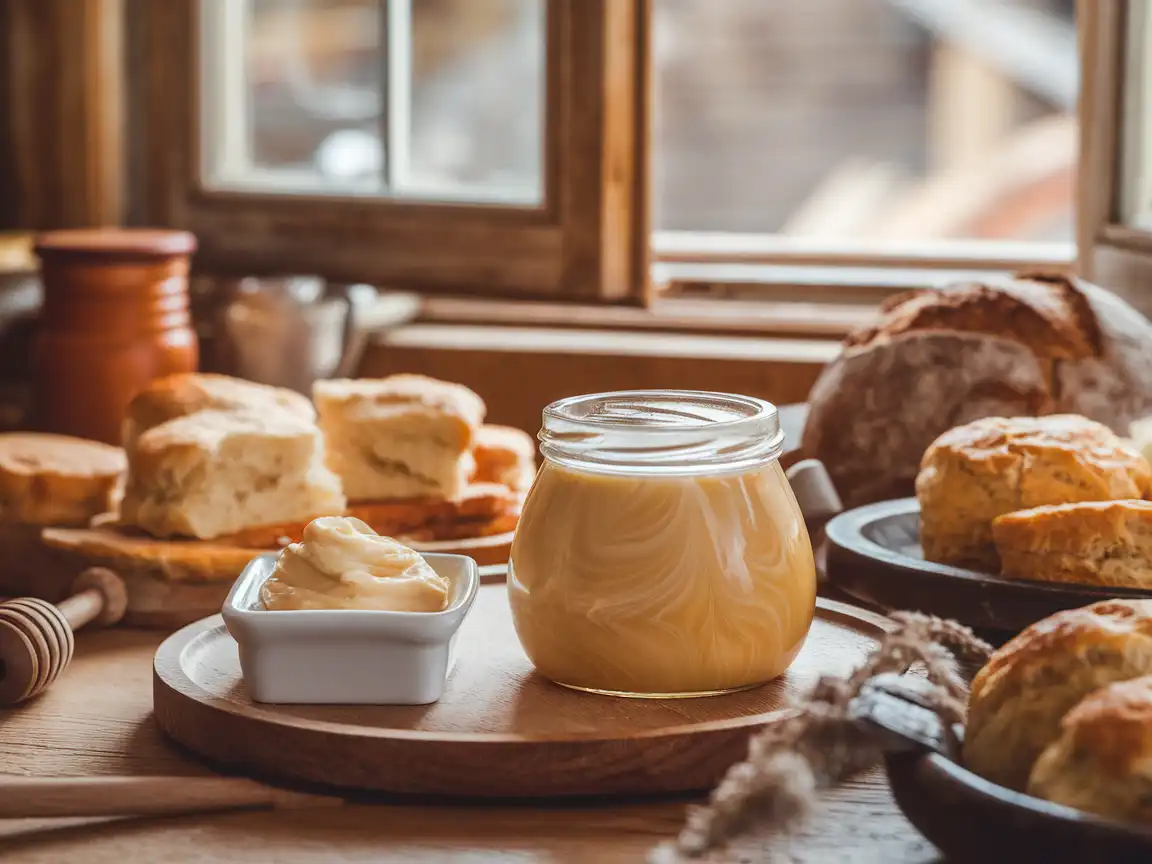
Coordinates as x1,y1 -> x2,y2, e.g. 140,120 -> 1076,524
107,372 -> 533,548
916,413 -> 1152,590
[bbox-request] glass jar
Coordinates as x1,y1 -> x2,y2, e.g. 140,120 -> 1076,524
508,390 -> 817,698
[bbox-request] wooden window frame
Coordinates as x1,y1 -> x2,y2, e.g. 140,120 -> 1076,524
5,1 -> 1091,322
129,0 -> 650,303
1076,0 -> 1152,315
0,0 -> 123,230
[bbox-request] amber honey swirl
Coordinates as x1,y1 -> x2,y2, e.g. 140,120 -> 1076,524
509,458 -> 816,697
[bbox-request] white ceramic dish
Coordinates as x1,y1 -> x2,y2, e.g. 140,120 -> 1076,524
222,552 -> 480,705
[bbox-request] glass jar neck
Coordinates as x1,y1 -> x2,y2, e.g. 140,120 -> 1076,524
538,390 -> 784,476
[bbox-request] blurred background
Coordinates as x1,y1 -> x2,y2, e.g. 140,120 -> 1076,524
221,0 -> 1077,243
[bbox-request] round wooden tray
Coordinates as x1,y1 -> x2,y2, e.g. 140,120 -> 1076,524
154,585 -> 891,798
824,498 -> 1152,634
409,531 -> 513,566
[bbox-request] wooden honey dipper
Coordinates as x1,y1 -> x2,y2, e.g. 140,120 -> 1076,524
0,567 -> 127,706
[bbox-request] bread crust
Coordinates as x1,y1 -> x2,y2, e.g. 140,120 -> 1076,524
805,332 -> 1053,507
1027,676 -> 1152,821
846,276 -> 1099,360
964,599 -> 1152,792
314,374 -> 484,431
993,500 -> 1152,588
124,373 -> 314,448
0,433 -> 126,527
804,273 -> 1152,507
916,415 -> 1151,570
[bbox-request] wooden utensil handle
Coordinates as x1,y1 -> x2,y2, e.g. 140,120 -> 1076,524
0,776 -> 340,819
61,567 -> 128,629
57,588 -> 105,630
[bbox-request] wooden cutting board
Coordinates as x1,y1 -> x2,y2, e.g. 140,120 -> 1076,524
25,527 -> 514,629
153,585 -> 892,798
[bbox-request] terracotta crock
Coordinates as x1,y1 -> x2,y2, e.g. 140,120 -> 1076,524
32,229 -> 198,445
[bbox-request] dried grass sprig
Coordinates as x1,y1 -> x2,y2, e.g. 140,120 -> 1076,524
650,612 -> 994,863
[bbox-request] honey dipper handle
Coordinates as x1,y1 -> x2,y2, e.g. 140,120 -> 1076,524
60,567 -> 128,629
0,776 -> 340,819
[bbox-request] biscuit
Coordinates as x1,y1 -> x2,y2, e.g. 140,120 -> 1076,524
1027,675 -> 1152,821
964,599 -> 1152,791
314,375 -> 485,502
916,415 -> 1151,570
993,500 -> 1152,588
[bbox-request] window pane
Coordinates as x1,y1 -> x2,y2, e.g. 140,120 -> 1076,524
1121,0 -> 1152,230
654,0 -> 1077,245
199,0 -> 545,204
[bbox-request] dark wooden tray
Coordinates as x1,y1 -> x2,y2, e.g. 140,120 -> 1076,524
886,750 -> 1152,863
824,497 -> 1152,633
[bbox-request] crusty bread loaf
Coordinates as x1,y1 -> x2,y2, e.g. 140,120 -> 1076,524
1027,675 -> 1152,821
0,433 -> 126,527
804,273 -> 1152,507
472,424 -> 536,492
119,409 -> 345,540
314,375 -> 485,502
123,373 -> 314,450
993,500 -> 1152,589
964,599 -> 1152,792
916,415 -> 1152,571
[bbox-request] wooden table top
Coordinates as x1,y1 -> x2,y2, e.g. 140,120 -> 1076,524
0,627 -> 941,864
0,404 -> 942,863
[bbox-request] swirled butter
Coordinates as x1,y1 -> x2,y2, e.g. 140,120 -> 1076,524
260,516 -> 449,612
509,461 -> 816,696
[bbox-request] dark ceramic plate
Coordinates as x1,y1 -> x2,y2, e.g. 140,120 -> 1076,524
824,497 -> 1152,633
885,749 -> 1152,863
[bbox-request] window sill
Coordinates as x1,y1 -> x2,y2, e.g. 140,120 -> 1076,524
415,294 -> 877,340
359,319 -> 836,432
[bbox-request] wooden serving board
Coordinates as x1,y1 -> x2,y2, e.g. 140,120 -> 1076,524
30,527 -> 515,630
824,498 -> 1152,634
154,585 -> 892,798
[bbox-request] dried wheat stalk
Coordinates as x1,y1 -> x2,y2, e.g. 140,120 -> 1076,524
650,612 -> 994,863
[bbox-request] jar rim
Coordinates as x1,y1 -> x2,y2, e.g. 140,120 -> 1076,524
539,390 -> 784,475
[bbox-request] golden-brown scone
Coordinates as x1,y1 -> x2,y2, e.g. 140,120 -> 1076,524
916,415 -> 1152,571
993,500 -> 1152,588
118,409 -> 345,540
472,424 -> 536,492
0,433 -> 126,527
1027,675 -> 1152,821
314,375 -> 485,502
123,373 -> 314,449
964,599 -> 1152,792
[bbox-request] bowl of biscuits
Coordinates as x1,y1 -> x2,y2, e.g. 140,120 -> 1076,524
880,599 -> 1152,861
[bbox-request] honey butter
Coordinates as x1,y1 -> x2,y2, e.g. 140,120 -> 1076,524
260,516 -> 449,612
508,391 -> 817,698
